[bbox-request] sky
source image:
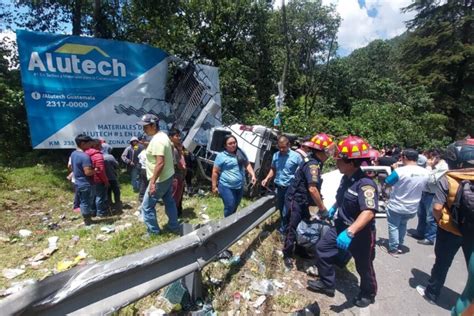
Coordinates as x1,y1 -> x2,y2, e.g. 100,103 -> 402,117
322,0 -> 415,55
1,0 -> 416,57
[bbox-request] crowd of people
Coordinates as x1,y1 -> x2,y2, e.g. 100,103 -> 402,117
254,133 -> 473,314
68,116 -> 473,315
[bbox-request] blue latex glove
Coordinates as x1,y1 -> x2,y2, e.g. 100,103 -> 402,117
336,229 -> 353,251
328,205 -> 337,219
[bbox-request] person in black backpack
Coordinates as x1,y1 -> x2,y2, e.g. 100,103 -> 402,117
416,138 -> 474,313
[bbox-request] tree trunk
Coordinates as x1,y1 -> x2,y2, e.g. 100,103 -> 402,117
72,0 -> 82,35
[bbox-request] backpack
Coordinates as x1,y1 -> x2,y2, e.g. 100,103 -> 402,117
296,219 -> 331,251
450,179 -> 474,230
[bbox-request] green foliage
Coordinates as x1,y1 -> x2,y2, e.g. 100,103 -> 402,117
0,0 -> 471,159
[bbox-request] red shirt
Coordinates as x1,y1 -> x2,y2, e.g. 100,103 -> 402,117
85,148 -> 109,185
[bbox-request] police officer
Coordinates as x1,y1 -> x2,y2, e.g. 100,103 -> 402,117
283,133 -> 335,269
309,135 -> 378,308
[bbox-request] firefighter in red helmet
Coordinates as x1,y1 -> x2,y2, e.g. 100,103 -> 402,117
282,133 -> 335,269
309,136 -> 378,308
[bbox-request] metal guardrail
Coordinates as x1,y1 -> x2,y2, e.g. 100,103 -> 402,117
0,196 -> 276,316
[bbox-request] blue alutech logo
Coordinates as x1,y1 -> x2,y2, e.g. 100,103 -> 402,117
27,43 -> 127,78
16,30 -> 170,148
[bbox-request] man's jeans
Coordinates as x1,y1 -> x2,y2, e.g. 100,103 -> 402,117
387,208 -> 416,251
77,185 -> 93,217
94,183 -> 108,216
130,166 -> 140,192
142,177 -> 179,234
276,185 -> 289,234
415,192 -> 436,242
218,184 -> 243,217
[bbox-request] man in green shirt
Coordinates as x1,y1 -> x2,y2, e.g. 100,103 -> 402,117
137,114 -> 180,235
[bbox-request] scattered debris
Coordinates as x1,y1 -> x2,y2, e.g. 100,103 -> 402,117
233,291 -> 241,306
306,265 -> 318,277
70,235 -> 80,245
47,222 -> 61,230
259,231 -> 271,238
18,229 -> 32,238
0,279 -> 35,297
253,295 -> 266,308
100,226 -> 115,234
115,223 -> 132,232
48,236 -> 59,249
2,268 -> 26,279
143,306 -> 166,316
96,234 -> 111,241
237,240 -> 244,246
0,231 -> 9,243
56,249 -> 88,272
274,250 -> 284,258
162,280 -> 193,311
209,277 -> 222,285
250,279 -> 276,296
30,247 -> 57,263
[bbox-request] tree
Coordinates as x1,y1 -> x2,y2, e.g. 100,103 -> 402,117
401,0 -> 474,138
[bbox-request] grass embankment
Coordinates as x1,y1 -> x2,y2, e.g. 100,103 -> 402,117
0,162 -> 357,314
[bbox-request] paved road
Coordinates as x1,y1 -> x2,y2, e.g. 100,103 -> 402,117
318,170 -> 467,316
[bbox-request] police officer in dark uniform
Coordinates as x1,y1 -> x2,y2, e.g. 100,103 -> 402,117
309,135 -> 378,308
283,133 -> 335,269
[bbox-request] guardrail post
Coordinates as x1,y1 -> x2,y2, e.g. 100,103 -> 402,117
182,223 -> 203,302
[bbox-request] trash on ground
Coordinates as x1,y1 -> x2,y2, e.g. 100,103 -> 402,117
209,277 -> 222,285
200,214 -> 210,220
274,250 -> 284,258
233,291 -> 241,306
143,306 -> 166,316
2,268 -> 26,279
56,249 -> 88,272
0,279 -> 35,297
237,240 -> 244,246
96,234 -> 111,241
253,295 -> 266,308
30,247 -> 57,263
250,279 -> 276,296
71,235 -> 80,245
47,222 -> 60,230
306,265 -> 318,277
0,231 -> 9,242
18,229 -> 32,238
259,231 -> 271,238
48,236 -> 59,249
273,279 -> 284,289
115,222 -> 132,232
162,280 -> 193,311
100,225 -> 115,234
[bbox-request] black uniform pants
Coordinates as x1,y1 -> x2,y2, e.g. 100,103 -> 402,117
283,199 -> 309,257
315,225 -> 377,298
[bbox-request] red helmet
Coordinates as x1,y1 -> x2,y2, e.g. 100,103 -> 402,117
335,136 -> 371,159
303,133 -> 335,154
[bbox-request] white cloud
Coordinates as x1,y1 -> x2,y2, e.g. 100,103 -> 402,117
323,0 -> 415,55
0,29 -> 18,69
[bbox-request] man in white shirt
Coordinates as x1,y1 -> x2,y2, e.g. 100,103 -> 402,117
384,149 -> 429,255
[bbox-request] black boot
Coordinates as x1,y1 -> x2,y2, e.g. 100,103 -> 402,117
307,280 -> 335,296
353,295 -> 375,307
83,216 -> 94,226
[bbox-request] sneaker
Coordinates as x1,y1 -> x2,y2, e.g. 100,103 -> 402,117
416,285 -> 437,305
307,280 -> 335,296
417,239 -> 434,246
353,295 -> 375,307
387,249 -> 402,258
283,257 -> 294,270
